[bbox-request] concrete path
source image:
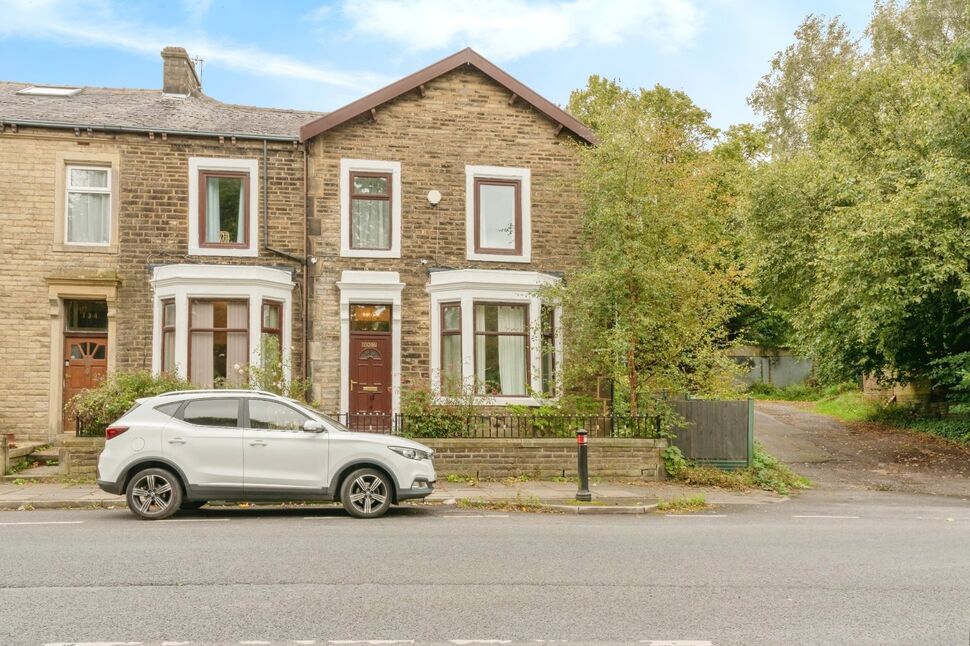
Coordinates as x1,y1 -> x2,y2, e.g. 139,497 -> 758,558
755,401 -> 970,499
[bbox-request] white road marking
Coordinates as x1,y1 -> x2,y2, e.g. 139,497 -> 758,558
239,642 -> 271,645
292,641 -> 317,645
1,520 -> 84,526
161,642 -> 193,645
157,518 -> 230,523
43,642 -> 142,646
663,514 -> 726,518
791,515 -> 860,519
641,641 -> 713,645
329,641 -> 415,644
450,641 -> 513,644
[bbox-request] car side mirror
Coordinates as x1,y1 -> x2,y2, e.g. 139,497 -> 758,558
303,420 -> 327,433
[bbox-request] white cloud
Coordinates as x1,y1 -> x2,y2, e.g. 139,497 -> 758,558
2,0 -> 387,92
340,0 -> 704,61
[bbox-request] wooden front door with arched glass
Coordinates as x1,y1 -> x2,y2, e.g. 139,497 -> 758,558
348,304 -> 392,431
63,300 -> 109,432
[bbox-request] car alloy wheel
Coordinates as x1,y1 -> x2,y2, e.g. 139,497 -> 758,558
125,467 -> 182,520
341,468 -> 392,518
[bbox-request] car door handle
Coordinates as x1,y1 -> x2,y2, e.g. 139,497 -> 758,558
168,437 -> 186,445
250,440 -> 267,447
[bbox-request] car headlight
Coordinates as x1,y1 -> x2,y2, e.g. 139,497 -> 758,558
388,446 -> 432,461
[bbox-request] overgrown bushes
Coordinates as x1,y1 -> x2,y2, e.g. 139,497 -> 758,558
671,442 -> 811,496
69,371 -> 193,436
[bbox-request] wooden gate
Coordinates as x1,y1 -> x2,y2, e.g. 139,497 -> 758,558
669,399 -> 753,469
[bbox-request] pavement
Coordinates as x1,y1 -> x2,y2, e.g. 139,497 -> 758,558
0,477 -> 784,513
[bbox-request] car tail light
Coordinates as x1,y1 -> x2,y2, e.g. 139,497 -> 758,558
105,426 -> 128,440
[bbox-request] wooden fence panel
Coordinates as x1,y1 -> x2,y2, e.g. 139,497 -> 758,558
669,399 -> 753,469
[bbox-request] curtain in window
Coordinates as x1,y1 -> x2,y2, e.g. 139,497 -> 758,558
67,193 -> 109,243
190,302 -> 214,387
205,178 -> 245,244
497,306 -> 526,395
205,179 -> 221,244
226,302 -> 248,386
351,199 -> 390,248
474,305 -> 527,396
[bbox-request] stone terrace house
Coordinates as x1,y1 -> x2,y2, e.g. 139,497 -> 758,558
0,46 -> 593,442
0,48 -> 316,442
300,49 -> 594,425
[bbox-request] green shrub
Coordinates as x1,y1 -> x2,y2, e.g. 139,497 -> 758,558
69,371 -> 193,436
747,380 -> 858,402
675,442 -> 810,495
661,445 -> 687,477
399,386 -> 480,438
241,335 -> 313,401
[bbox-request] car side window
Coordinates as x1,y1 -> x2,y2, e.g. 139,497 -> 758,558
181,399 -> 240,428
154,401 -> 182,417
248,399 -> 310,431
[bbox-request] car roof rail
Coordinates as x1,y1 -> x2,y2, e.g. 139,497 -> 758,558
155,389 -> 279,398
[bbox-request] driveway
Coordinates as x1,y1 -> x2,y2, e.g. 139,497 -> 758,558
756,401 -> 970,499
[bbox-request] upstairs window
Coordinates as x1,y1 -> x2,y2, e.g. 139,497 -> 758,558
350,172 -> 392,250
66,166 -> 110,245
188,158 -> 257,257
199,171 -> 248,248
474,178 -> 521,255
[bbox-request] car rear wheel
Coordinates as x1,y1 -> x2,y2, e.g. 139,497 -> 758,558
125,468 -> 182,520
340,468 -> 393,519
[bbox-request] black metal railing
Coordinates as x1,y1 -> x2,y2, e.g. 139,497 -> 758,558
330,413 -> 664,439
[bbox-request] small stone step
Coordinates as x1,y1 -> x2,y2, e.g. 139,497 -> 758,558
1,464 -> 62,481
27,447 -> 59,466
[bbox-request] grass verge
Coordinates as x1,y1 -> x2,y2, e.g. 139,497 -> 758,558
455,493 -> 549,513
811,391 -> 970,444
656,494 -> 708,513
675,442 -> 811,496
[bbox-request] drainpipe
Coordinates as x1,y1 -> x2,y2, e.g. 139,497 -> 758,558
261,139 -> 310,384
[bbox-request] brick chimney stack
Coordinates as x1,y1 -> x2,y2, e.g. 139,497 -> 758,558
161,46 -> 201,95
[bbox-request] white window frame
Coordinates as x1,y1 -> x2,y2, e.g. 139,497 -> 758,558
64,164 -> 112,247
339,159 -> 402,259
427,269 -> 561,406
150,264 -> 295,382
465,165 -> 531,263
188,157 -> 259,257
336,270 -> 405,414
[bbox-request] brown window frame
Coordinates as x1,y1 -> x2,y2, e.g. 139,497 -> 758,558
473,177 -> 522,255
187,298 -> 250,385
198,170 -> 251,250
260,299 -> 283,355
161,298 -> 176,374
439,301 -> 462,392
349,171 -> 393,251
472,301 -> 530,397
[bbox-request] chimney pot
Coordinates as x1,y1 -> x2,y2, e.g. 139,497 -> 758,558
161,46 -> 201,95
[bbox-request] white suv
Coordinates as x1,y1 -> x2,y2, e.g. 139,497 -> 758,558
97,390 -> 435,520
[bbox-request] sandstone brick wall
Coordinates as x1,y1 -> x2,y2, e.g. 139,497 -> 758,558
0,127 -> 306,441
421,438 -> 665,479
306,66 -> 585,410
58,436 -> 104,475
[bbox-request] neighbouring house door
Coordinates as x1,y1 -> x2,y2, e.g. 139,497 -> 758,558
63,336 -> 108,432
347,304 -> 393,432
62,299 -> 110,433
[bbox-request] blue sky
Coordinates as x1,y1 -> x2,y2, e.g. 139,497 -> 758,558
1,0 -> 873,130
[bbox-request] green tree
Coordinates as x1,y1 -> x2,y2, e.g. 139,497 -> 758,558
744,0 -> 970,391
558,79 -> 746,414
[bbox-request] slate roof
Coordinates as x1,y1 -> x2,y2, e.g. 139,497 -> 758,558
0,82 -> 323,139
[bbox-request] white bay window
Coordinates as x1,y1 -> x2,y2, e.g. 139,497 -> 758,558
151,265 -> 294,386
428,269 -> 561,405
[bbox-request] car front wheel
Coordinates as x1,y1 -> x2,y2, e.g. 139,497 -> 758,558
125,468 -> 183,520
340,468 -> 393,518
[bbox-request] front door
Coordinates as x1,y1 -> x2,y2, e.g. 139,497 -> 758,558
62,299 -> 109,433
348,304 -> 392,431
63,336 -> 108,432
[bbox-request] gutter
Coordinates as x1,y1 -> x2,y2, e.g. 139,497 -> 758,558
0,118 -> 298,142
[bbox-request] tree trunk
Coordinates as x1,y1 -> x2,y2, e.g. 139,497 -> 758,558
627,345 -> 638,416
